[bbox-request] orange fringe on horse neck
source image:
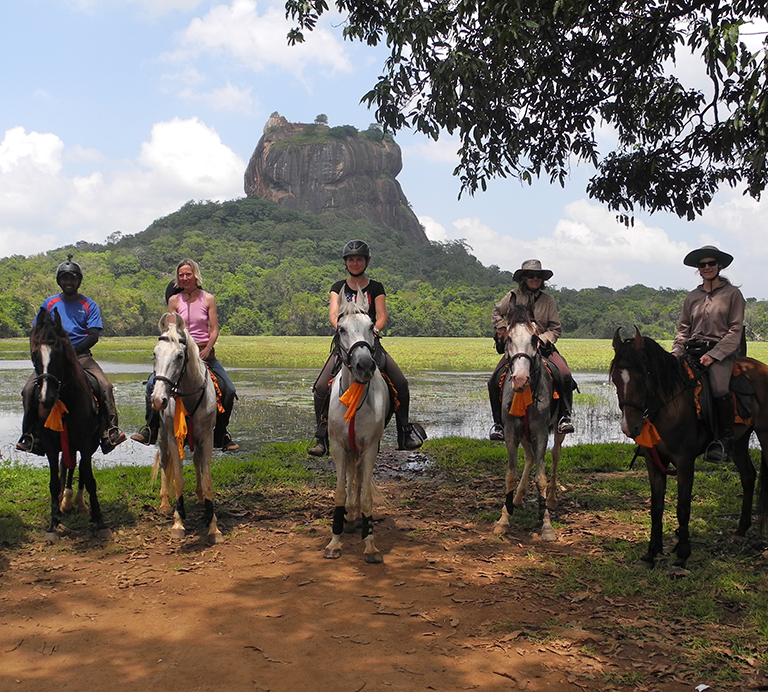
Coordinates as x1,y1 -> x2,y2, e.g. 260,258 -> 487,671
340,381 -> 366,421
174,398 -> 189,459
44,399 -> 68,431
509,388 -> 533,417
634,419 -> 662,448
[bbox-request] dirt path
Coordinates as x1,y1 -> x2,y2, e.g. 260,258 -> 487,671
0,451 -> 756,692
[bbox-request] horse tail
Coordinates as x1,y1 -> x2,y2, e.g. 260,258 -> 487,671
757,451 -> 768,536
151,449 -> 161,484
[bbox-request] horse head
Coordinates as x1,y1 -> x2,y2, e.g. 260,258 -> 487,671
151,312 -> 194,411
504,304 -> 539,391
336,290 -> 377,383
30,307 -> 82,409
610,327 -> 652,439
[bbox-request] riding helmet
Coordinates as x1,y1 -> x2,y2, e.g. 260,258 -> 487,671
342,239 -> 371,260
56,254 -> 83,285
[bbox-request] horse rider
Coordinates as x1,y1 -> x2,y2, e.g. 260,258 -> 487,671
131,259 -> 239,452
17,255 -> 127,455
307,239 -> 426,456
672,245 -> 745,462
487,259 -> 575,441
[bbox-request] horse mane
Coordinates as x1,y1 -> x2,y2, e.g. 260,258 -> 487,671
505,303 -> 535,332
161,314 -> 203,371
31,308 -> 91,396
337,291 -> 371,320
611,334 -> 686,400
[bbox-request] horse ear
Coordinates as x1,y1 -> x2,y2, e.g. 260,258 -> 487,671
358,289 -> 369,311
634,327 -> 643,349
173,312 -> 186,331
612,328 -> 623,351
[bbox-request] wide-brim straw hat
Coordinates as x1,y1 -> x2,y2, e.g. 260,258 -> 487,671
513,259 -> 554,283
683,245 -> 733,269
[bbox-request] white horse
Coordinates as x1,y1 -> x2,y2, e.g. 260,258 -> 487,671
494,304 -> 564,541
150,312 -> 221,544
324,290 -> 389,563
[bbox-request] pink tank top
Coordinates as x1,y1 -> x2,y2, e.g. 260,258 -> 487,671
177,291 -> 210,345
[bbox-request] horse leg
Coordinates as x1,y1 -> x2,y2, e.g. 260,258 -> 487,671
494,438 -> 520,535
194,459 -> 205,505
324,455 -> 347,559
360,448 -> 382,564
730,433 -> 755,539
157,454 -> 172,515
344,466 -> 361,534
196,443 -> 222,544
79,455 -> 111,539
546,433 -> 564,511
532,440 -> 556,542
46,452 -> 64,542
640,454 -> 667,568
513,441 -> 535,508
670,459 -> 694,574
171,495 -> 186,539
59,462 -> 73,513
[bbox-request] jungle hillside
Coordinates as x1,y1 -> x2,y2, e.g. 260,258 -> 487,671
2,196 -> 768,340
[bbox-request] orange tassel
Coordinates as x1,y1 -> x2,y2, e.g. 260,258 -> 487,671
340,381 -> 366,421
509,388 -> 533,417
44,400 -> 68,431
635,419 -> 662,448
174,398 -> 188,459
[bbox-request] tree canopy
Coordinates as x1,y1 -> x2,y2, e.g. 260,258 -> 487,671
286,0 -> 768,220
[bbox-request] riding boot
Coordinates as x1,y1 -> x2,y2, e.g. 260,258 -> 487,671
131,405 -> 160,446
487,369 -> 504,441
704,395 -> 735,462
308,395 -> 330,457
557,378 -> 575,434
395,405 -> 426,451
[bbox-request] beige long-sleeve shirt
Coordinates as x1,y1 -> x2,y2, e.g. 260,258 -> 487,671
672,278 -> 745,361
492,287 -> 562,344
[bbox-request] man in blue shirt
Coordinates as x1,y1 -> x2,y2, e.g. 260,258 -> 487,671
17,256 -> 126,455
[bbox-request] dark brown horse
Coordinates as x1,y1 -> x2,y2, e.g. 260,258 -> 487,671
29,307 -> 109,542
610,329 -> 768,573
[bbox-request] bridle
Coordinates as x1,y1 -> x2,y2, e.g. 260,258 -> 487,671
153,334 -> 209,414
339,338 -> 375,370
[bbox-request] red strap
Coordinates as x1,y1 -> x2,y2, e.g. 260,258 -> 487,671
61,424 -> 75,469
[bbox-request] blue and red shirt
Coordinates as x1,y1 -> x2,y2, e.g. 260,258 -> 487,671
42,293 -> 103,348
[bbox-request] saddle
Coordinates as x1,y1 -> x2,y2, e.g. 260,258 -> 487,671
684,357 -> 754,428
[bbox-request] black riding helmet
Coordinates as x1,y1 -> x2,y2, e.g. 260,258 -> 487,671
342,240 -> 371,276
56,254 -> 83,288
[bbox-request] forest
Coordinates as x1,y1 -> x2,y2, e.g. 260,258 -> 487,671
2,196 -> 768,340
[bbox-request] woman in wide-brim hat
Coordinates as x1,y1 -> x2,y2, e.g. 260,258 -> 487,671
672,245 -> 745,461
487,259 -> 575,441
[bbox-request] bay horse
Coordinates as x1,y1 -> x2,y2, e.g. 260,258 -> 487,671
324,290 -> 389,563
494,304 -> 565,540
29,307 -> 109,542
610,329 -> 768,573
151,312 -> 221,543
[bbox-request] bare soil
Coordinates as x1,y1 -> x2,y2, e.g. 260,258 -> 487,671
0,449 -> 764,692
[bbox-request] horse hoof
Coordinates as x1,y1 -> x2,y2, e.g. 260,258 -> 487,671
493,523 -> 509,535
44,531 -> 59,544
540,527 -> 557,542
364,552 -> 383,564
666,565 -> 690,578
170,528 -> 186,540
95,527 -> 112,541
324,548 -> 341,559
207,531 -> 224,545
729,533 -> 747,543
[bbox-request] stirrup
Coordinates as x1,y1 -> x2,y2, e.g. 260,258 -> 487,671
221,433 -> 239,452
703,439 -> 729,462
307,437 -> 328,457
557,416 -> 575,434
398,422 -> 426,451
16,432 -> 44,456
489,423 -> 504,441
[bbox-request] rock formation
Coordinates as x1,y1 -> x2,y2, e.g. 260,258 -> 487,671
244,114 -> 429,245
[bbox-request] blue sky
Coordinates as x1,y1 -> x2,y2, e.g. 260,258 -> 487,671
3,0 -> 768,299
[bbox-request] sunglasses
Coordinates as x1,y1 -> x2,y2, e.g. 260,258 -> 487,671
523,272 -> 544,280
698,260 -> 718,268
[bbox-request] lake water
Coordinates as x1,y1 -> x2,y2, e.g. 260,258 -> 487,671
0,360 -> 624,468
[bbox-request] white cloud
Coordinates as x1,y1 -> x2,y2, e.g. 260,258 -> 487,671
70,0 -> 205,16
0,119 -> 245,259
165,0 -> 351,77
404,138 -> 461,165
177,81 -> 257,113
419,215 -> 449,242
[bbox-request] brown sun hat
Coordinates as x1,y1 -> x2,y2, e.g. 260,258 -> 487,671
513,259 -> 554,283
683,245 -> 733,268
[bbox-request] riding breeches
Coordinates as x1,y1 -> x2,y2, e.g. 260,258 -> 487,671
707,355 -> 736,397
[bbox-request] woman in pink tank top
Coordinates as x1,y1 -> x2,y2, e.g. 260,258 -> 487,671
132,259 -> 238,452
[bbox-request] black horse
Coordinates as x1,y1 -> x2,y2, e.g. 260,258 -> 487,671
28,307 -> 110,541
610,329 -> 768,573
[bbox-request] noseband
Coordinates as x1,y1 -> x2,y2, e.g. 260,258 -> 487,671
339,338 -> 375,369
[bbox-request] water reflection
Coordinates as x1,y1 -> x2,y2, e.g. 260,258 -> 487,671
0,361 -> 622,468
